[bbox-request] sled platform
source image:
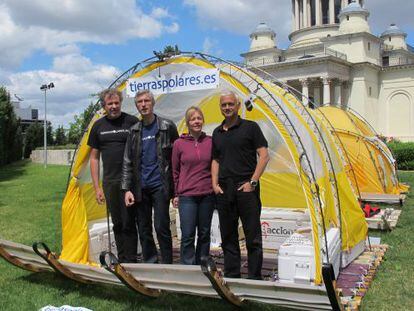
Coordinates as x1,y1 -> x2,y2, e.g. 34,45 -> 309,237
1,239 -> 389,311
0,239 -> 52,273
336,244 -> 388,310
365,208 -> 402,230
360,192 -> 405,205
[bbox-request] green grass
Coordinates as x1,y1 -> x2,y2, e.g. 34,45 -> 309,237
0,162 -> 413,310
0,162 -> 290,311
360,171 -> 414,311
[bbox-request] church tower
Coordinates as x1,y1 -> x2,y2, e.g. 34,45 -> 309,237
290,0 -> 365,47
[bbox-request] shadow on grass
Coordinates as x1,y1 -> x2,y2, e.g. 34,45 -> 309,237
0,160 -> 30,182
20,271 -> 291,311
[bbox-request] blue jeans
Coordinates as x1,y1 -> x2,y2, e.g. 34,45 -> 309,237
135,186 -> 172,264
179,194 -> 215,265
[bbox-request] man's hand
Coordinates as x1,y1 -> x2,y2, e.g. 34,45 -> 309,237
125,191 -> 135,207
237,182 -> 254,192
95,188 -> 105,205
213,184 -> 224,195
172,196 -> 179,209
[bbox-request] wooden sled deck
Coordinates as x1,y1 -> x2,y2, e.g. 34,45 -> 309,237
0,238 -> 389,310
365,208 -> 402,230
360,192 -> 406,205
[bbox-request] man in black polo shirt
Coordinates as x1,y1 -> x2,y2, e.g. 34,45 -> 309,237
88,88 -> 138,263
212,90 -> 269,279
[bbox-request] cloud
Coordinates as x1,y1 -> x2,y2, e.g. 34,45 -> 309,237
6,54 -> 120,127
184,0 -> 414,48
0,0 -> 179,69
184,0 -> 292,47
165,22 -> 180,34
364,0 -> 414,39
202,37 -> 222,55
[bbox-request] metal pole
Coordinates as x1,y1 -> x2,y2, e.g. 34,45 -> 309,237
43,89 -> 47,168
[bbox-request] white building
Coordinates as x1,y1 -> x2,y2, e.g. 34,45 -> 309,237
241,0 -> 414,141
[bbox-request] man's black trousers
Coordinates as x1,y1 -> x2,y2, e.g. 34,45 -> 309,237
103,181 -> 139,263
216,185 -> 263,279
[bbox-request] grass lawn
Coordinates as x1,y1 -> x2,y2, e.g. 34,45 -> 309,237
0,161 -> 413,310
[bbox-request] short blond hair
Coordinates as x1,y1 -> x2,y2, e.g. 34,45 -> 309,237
185,106 -> 204,128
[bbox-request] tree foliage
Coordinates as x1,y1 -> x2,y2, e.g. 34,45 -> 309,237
54,125 -> 67,146
0,86 -> 23,165
24,122 -> 43,158
67,101 -> 100,144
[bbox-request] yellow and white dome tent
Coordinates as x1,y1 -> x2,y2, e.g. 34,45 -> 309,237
316,106 -> 409,204
60,53 -> 367,279
1,52 -> 376,310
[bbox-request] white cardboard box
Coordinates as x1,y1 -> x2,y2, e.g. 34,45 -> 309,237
88,218 -> 142,264
88,219 -> 117,264
260,208 -> 311,250
278,228 -> 341,284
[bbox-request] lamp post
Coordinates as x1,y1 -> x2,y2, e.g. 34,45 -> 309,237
40,82 -> 54,168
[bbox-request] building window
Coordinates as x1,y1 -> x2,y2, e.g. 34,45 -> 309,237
255,36 -> 258,40
383,56 -> 389,66
369,86 -> 372,96
368,42 -> 371,51
389,36 -> 392,42
347,16 -> 349,21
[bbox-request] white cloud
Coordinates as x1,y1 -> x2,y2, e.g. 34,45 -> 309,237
165,22 -> 180,34
6,54 -> 120,127
184,0 -> 414,48
365,0 -> 414,40
202,37 -> 215,54
0,0 -> 179,69
184,0 -> 292,47
151,7 -> 171,19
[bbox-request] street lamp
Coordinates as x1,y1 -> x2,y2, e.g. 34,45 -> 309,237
40,82 -> 54,168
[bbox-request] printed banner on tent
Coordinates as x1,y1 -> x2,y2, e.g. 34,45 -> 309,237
126,68 -> 219,96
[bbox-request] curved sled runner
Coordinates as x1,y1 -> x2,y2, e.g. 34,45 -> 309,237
0,239 -> 52,273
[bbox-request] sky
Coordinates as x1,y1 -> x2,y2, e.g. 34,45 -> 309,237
1,0 -> 413,128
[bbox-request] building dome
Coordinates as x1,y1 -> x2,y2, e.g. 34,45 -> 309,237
380,24 -> 407,38
249,22 -> 276,52
250,22 -> 276,38
338,1 -> 370,34
381,24 -> 407,50
338,1 -> 369,19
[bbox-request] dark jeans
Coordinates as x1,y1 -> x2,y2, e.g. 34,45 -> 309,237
135,186 -> 172,264
102,181 -> 138,263
216,184 -> 263,279
179,194 -> 215,265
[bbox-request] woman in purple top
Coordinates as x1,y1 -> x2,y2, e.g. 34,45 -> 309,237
172,106 -> 214,265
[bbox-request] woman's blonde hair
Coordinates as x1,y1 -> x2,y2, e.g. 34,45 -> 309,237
185,106 -> 204,128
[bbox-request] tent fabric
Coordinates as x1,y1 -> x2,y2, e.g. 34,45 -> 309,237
59,55 -> 368,285
316,106 -> 408,197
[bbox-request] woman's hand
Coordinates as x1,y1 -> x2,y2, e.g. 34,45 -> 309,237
213,184 -> 224,194
172,196 -> 179,209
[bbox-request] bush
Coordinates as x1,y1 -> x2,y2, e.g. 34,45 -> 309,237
0,86 -> 23,165
387,141 -> 414,170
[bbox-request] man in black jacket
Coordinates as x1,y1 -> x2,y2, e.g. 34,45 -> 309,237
121,90 -> 178,264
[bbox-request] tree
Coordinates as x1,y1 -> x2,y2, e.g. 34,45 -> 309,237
67,101 -> 101,144
54,125 -> 67,145
0,86 -> 23,165
24,122 -> 43,158
47,122 -> 54,146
